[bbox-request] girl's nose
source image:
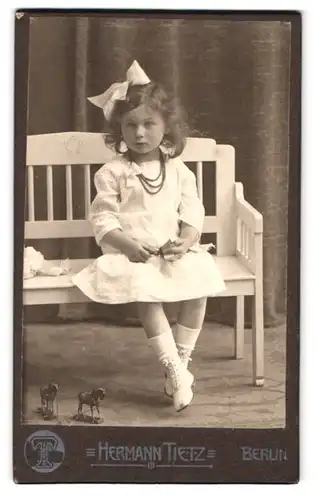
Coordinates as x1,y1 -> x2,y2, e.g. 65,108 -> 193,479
135,125 -> 145,138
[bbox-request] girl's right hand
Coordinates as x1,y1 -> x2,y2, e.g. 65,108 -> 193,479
122,240 -> 158,263
101,229 -> 159,263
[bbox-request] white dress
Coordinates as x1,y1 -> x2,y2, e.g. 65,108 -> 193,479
72,154 -> 226,303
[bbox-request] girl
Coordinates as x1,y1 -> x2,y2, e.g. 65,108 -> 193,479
72,60 -> 226,413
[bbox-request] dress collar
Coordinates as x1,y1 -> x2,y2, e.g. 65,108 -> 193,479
123,147 -> 169,175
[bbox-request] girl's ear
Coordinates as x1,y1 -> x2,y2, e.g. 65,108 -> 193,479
160,137 -> 174,158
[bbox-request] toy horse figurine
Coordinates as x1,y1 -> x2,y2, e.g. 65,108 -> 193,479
39,383 -> 59,419
77,388 -> 105,422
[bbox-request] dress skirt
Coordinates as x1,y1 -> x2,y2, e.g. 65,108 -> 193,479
72,246 -> 226,304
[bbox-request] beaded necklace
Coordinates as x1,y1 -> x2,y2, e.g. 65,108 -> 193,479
128,150 -> 166,195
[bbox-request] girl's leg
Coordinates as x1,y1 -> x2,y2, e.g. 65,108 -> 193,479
137,302 -> 170,339
164,297 -> 207,397
176,297 -> 207,364
177,297 -> 207,330
137,302 -> 194,411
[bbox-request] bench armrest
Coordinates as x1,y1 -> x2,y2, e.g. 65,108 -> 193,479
235,182 -> 263,234
234,182 -> 263,274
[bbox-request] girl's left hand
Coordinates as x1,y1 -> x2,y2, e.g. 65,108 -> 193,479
161,238 -> 190,261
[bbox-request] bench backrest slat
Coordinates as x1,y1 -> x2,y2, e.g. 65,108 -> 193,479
66,164 -> 73,220
27,165 -> 35,221
25,132 -> 236,256
46,165 -> 54,220
84,164 -> 91,218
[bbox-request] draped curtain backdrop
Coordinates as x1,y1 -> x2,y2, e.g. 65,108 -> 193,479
26,16 -> 291,329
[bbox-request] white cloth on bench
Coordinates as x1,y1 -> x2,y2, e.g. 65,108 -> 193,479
72,155 -> 226,303
23,246 -> 70,280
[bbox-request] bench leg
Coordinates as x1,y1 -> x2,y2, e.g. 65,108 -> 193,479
252,287 -> 264,387
234,295 -> 244,359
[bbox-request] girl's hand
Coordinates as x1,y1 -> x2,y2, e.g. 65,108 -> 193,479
161,238 -> 190,261
101,229 -> 159,263
123,240 -> 158,263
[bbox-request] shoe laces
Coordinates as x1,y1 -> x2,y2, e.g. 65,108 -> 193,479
178,347 -> 192,367
162,358 -> 181,390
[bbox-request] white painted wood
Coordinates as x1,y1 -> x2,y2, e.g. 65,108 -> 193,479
24,279 -> 256,305
23,259 -> 91,286
236,250 -> 256,274
46,165 -> 54,220
27,165 -> 35,221
27,132 -> 114,166
196,161 -> 203,201
245,225 -> 249,258
23,279 -> 255,305
244,224 -> 247,257
26,132 -> 217,166
66,165 -> 73,220
236,218 -> 241,252
215,145 -> 236,256
84,164 -> 91,218
236,218 -> 256,273
24,216 -> 218,240
252,231 -> 264,386
23,287 -> 89,305
235,296 -> 244,359
23,256 -> 255,290
23,275 -> 255,304
182,137 -> 217,161
203,216 -> 217,233
241,221 -> 245,255
216,280 -> 254,297
235,183 -> 263,233
23,256 -> 256,304
25,220 -> 93,239
247,228 -> 253,268
213,256 -> 255,281
24,271 -> 79,290
250,232 -> 255,268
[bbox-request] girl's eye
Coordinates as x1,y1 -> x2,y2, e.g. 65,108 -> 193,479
145,121 -> 155,127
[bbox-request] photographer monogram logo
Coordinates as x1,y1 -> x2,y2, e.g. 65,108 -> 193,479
24,430 -> 65,473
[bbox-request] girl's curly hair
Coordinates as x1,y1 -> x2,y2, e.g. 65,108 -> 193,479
104,82 -> 188,158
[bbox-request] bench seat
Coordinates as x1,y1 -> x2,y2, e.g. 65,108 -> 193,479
23,256 -> 255,305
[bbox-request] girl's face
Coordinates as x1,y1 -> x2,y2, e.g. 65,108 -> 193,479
121,104 -> 165,161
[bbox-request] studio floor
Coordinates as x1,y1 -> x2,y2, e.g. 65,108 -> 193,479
22,321 -> 286,428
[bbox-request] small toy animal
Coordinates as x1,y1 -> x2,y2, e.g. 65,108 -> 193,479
40,383 -> 59,415
77,388 -> 105,420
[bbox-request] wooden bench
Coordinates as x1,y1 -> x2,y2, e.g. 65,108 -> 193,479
23,132 -> 264,387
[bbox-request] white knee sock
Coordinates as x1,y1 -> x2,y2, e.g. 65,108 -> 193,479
174,324 -> 201,349
148,329 -> 179,364
174,324 -> 201,366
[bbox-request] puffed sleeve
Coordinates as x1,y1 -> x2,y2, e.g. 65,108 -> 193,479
89,164 -> 122,246
178,161 -> 205,235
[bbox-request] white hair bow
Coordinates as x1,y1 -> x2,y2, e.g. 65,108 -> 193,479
87,60 -> 151,121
